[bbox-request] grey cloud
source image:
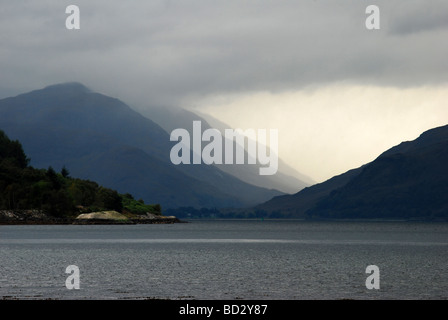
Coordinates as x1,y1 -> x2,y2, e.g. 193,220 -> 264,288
0,0 -> 447,107
387,0 -> 448,35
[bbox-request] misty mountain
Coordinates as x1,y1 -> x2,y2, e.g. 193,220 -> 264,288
141,105 -> 314,194
0,82 -> 283,209
257,124 -> 448,220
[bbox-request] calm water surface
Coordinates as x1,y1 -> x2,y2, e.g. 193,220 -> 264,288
0,220 -> 447,300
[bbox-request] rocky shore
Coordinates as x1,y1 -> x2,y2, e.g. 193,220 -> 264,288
0,210 -> 181,225
74,211 -> 181,224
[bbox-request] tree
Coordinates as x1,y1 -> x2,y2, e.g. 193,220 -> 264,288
95,187 -> 123,212
153,204 -> 162,214
61,166 -> 70,178
46,166 -> 62,190
0,130 -> 29,168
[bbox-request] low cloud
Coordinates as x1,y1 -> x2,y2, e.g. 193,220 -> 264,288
1,0 -> 447,106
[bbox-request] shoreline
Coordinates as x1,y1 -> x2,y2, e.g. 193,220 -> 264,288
0,218 -> 183,225
0,209 -> 183,225
1,210 -> 446,225
2,217 -> 447,225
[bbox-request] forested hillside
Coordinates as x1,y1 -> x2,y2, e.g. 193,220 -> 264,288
0,130 -> 161,218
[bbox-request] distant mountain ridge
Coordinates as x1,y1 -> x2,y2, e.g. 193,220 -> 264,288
257,124 -> 448,220
0,82 -> 286,209
140,105 -> 314,194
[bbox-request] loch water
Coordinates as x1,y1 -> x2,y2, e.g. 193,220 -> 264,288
0,220 -> 447,300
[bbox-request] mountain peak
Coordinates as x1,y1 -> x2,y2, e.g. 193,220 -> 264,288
42,82 -> 91,94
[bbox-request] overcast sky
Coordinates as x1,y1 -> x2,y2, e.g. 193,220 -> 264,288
1,0 -> 447,182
